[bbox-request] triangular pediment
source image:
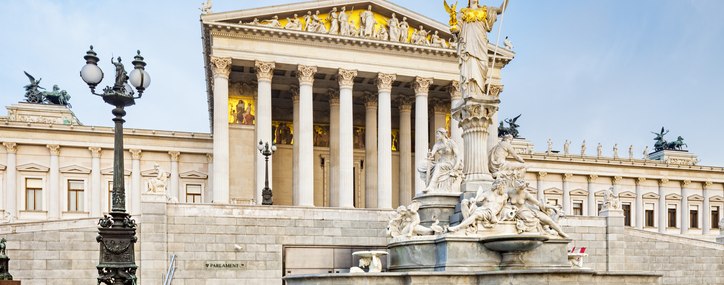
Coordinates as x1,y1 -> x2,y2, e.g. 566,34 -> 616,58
17,163 -> 49,172
180,170 -> 208,179
642,192 -> 659,199
594,190 -> 607,197
709,195 -> 724,202
687,194 -> 703,201
543,188 -> 562,195
141,168 -> 160,177
570,189 -> 588,196
101,167 -> 131,176
619,191 -> 636,199
60,164 -> 91,174
665,193 -> 681,200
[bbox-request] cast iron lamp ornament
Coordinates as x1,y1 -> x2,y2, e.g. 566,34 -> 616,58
80,45 -> 150,285
258,140 -> 277,205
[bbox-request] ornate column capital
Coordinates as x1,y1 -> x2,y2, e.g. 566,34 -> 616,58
681,180 -> 691,187
290,86 -> 300,102
376,73 -> 396,92
47,144 -> 60,156
487,84 -> 504,97
587,174 -> 598,182
612,176 -> 623,185
563,173 -> 573,181
297,65 -> 317,85
397,96 -> 413,112
206,153 -> 213,163
2,142 -> 17,154
255,60 -> 275,81
538,171 -> 548,178
659,178 -> 669,186
704,181 -> 714,188
364,92 -> 378,108
169,151 -> 181,162
449,80 -> 462,100
328,89 -> 340,105
89,147 -> 102,158
337,69 -> 357,88
413,77 -> 433,95
129,149 -> 142,160
636,177 -> 647,186
432,99 -> 449,113
210,56 -> 232,79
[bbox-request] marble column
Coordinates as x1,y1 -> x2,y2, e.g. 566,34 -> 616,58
536,172 -> 547,202
2,143 -> 17,218
398,97 -> 413,206
486,85 -> 504,152
587,174 -> 598,216
703,181 -> 713,234
328,89 -> 340,207
337,69 -> 357,208
658,179 -> 668,233
377,73 -> 396,209
612,176 -> 622,195
210,56 -> 232,204
206,154 -> 213,203
562,173 -> 572,216
47,145 -> 60,219
431,100 -> 448,138
457,86 -> 497,193
169,151 -> 180,202
297,65 -> 317,207
130,149 -> 142,214
290,87 -> 300,206
448,81 -> 463,154
635,177 -> 646,229
413,77 -> 432,196
680,180 -> 690,234
89,147 -> 102,216
364,92 -> 378,208
255,60 -> 275,205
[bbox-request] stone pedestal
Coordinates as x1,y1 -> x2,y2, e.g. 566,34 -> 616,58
413,193 -> 460,227
649,150 -> 698,166
599,208 -> 626,272
434,236 -> 499,272
139,192 -> 168,284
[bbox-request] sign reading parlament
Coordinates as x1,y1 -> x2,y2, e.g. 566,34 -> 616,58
205,261 -> 246,270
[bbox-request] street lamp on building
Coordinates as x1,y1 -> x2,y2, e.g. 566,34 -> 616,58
80,45 -> 150,285
257,140 -> 276,205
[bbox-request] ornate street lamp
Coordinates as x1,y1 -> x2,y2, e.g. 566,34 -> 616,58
257,140 -> 276,205
80,45 -> 150,285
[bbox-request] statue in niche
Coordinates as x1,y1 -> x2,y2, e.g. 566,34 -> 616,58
242,102 -> 254,125
276,123 -> 292,145
563,140 -> 571,156
354,127 -> 365,149
232,100 -> 245,124
360,5 -> 376,38
284,14 -> 302,30
489,134 -> 526,178
260,15 -> 281,28
417,128 -> 463,193
497,114 -> 520,138
388,13 -> 401,42
338,7 -> 350,36
431,31 -> 447,48
580,140 -> 586,156
602,187 -> 621,211
328,7 -> 340,34
509,180 -> 569,238
146,163 -> 169,194
399,17 -> 410,42
447,181 -> 511,233
391,132 -> 399,151
387,201 -> 443,238
313,126 -> 329,147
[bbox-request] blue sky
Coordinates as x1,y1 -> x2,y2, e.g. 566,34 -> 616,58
1,0 -> 722,166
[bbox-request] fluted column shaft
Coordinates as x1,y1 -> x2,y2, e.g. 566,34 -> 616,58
635,178 -> 645,229
680,181 -> 690,234
338,69 -> 357,208
169,151 -> 180,201
377,73 -> 395,209
211,56 -> 232,204
537,172 -> 547,202
130,149 -> 142,214
703,182 -> 712,234
89,147 -> 102,216
562,173 -> 572,216
297,65 -> 317,207
486,85 -> 503,152
255,61 -> 275,205
291,88 -> 300,205
328,90 -> 340,207
3,143 -> 17,218
47,145 -> 60,219
658,179 -> 668,233
398,101 -> 413,206
414,77 -> 432,196
587,175 -> 598,216
364,94 -> 378,208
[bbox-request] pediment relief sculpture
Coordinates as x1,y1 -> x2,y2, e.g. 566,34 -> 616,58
16,163 -> 49,172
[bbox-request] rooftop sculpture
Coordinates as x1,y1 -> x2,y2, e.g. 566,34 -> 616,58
652,127 -> 687,151
498,114 -> 521,138
23,71 -> 71,107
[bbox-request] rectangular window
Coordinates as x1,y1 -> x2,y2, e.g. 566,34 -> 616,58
689,205 -> 698,229
573,201 -> 583,216
25,178 -> 43,211
186,184 -> 202,204
597,203 -> 603,216
67,180 -> 85,212
645,209 -> 655,227
622,204 -> 632,226
713,206 -> 720,229
667,205 -> 677,228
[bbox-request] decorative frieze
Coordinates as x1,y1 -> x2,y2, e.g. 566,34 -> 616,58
376,73 -> 396,92
297,65 -> 317,85
210,56 -> 232,79
337,69 -> 357,88
413,77 -> 433,95
254,61 -> 275,81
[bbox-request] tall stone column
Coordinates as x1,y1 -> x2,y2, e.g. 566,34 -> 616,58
658,178 -> 669,233
536,172 -> 547,202
562,173 -> 572,215
587,174 -> 598,216
47,145 -> 60,219
612,176 -> 622,195
398,98 -> 413,206
455,85 -> 499,193
703,181 -> 713,234
130,149 -> 142,214
413,77 -> 432,196
89,147 -> 102,216
680,180 -> 690,234
297,65 -> 317,207
290,87 -> 300,205
377,73 -> 396,209
2,143 -> 17,218
431,100 -> 448,137
211,56 -> 232,204
255,60 -> 275,205
328,89 -> 340,207
205,154 -> 213,203
486,85 -> 503,152
169,151 -> 180,202
337,69 -> 357,208
363,92 -> 378,208
635,177 -> 646,229
448,81 -> 463,153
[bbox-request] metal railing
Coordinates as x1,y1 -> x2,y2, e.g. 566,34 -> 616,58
163,254 -> 177,285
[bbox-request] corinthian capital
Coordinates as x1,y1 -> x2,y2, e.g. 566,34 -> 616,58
169,151 -> 181,162
290,86 -> 300,102
210,56 -> 232,79
338,69 -> 357,88
327,88 -> 340,105
376,73 -> 396,92
487,84 -> 504,97
47,144 -> 60,156
449,80 -> 461,100
397,96 -> 413,111
364,92 -> 378,108
297,65 -> 317,85
3,142 -> 17,154
255,61 -> 275,81
413,77 -> 433,95
129,149 -> 142,160
89,147 -> 102,158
